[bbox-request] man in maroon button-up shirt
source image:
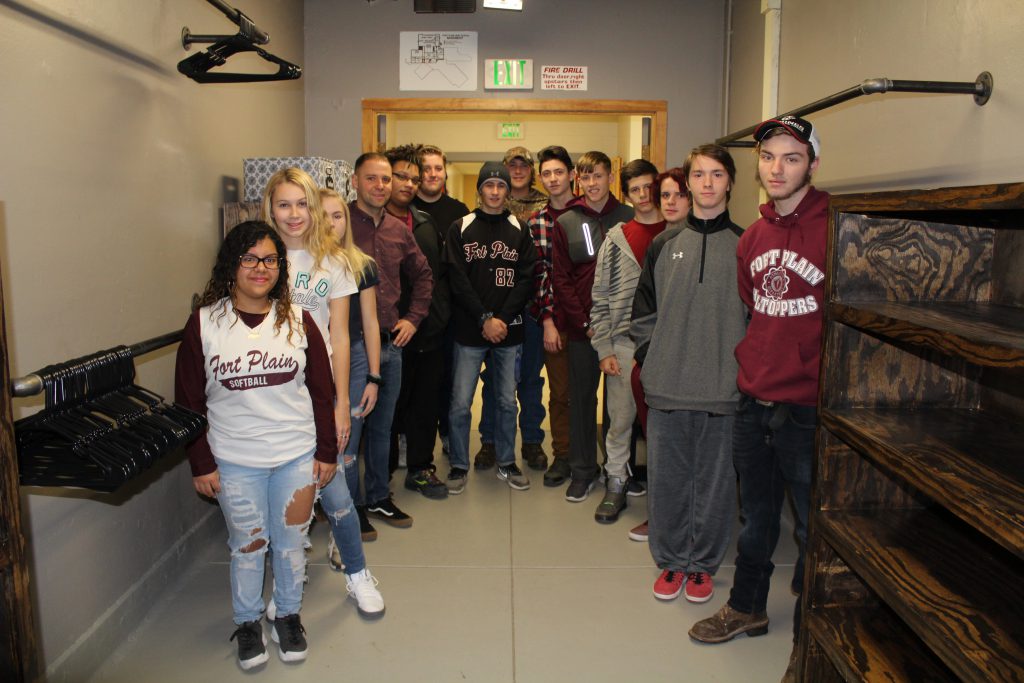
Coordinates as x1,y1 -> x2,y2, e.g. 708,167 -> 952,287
348,152 -> 432,535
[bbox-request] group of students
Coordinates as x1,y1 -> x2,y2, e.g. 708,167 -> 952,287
175,114 -> 828,682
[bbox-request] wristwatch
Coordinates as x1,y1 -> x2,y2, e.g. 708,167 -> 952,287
366,373 -> 383,386
479,312 -> 495,328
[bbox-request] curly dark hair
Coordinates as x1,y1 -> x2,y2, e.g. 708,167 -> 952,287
386,143 -> 424,174
195,220 -> 300,343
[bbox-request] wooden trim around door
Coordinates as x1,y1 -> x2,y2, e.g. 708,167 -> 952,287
362,98 -> 668,171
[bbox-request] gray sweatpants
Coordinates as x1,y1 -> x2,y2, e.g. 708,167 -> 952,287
647,408 -> 736,575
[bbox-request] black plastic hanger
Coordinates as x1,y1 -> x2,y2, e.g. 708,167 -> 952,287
177,34 -> 301,83
15,345 -> 207,491
177,0 -> 301,84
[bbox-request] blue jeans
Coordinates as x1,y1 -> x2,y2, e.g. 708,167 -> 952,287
317,464 -> 366,575
344,340 -> 369,504
217,452 -> 315,623
479,314 -> 545,445
727,394 -> 815,635
449,342 -> 520,471
360,341 -> 403,505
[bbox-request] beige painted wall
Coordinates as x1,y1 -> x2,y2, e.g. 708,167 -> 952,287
724,0 -> 767,228
0,1 -> 304,678
727,0 -> 1023,227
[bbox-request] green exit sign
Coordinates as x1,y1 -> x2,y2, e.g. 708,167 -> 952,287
484,58 -> 533,90
499,122 -> 523,139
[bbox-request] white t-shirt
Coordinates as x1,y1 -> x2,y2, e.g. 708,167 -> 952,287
286,248 -> 358,350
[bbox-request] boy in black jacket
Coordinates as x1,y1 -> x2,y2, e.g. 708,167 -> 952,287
443,162 -> 537,494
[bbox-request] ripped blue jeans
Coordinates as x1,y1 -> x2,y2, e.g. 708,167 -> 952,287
217,451 -> 315,624
317,460 -> 366,575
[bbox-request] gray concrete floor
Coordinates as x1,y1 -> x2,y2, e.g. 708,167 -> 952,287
88,378 -> 800,683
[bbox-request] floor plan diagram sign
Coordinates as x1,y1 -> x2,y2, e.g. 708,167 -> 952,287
400,32 -> 478,91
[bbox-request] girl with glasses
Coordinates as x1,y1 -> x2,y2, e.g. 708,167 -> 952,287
174,220 -> 336,668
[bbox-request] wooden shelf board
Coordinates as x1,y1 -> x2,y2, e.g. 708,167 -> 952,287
831,301 -> 1024,367
819,510 -> 1024,683
823,407 -> 1024,560
807,606 -> 956,682
828,183 -> 1024,221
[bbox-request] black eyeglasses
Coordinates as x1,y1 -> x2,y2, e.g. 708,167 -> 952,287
393,171 -> 422,185
239,254 -> 282,269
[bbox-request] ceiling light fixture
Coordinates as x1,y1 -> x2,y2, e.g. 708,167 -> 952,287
482,0 -> 524,10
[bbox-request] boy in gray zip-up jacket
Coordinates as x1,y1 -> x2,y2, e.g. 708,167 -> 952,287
589,159 -> 663,524
630,145 -> 746,606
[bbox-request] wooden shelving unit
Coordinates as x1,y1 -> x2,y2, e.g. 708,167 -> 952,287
798,183 -> 1024,682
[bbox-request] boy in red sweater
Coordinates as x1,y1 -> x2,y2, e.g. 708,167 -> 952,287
690,117 -> 828,683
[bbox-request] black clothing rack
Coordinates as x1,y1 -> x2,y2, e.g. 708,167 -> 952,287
178,0 -> 301,83
716,72 -> 993,148
12,334 -> 204,491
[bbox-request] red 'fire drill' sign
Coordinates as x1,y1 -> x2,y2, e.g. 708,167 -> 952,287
541,66 -> 588,91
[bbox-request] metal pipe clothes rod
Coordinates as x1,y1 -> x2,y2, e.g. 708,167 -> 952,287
9,330 -> 183,398
717,72 -> 993,147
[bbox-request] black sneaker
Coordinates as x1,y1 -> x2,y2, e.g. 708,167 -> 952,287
230,620 -> 269,670
366,495 -> 414,528
627,479 -> 647,497
356,505 -> 377,542
474,442 -> 497,469
594,475 -> 628,523
565,476 -> 596,502
404,467 -> 449,499
446,467 -> 468,495
522,443 -> 548,471
496,462 -> 530,490
271,612 -> 308,662
543,457 -> 571,487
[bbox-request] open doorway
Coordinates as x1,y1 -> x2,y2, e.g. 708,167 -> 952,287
362,98 -> 667,207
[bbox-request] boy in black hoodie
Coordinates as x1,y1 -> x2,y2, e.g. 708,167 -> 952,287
443,162 -> 537,494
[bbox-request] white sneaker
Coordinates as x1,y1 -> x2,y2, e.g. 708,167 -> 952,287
265,598 -> 276,623
345,568 -> 385,619
326,535 -> 343,572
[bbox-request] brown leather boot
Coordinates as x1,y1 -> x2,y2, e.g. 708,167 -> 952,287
688,603 -> 769,643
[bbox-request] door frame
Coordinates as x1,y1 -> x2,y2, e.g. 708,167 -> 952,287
361,98 -> 668,171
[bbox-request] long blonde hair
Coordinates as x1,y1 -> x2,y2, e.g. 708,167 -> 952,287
319,187 -> 376,286
262,167 -> 350,274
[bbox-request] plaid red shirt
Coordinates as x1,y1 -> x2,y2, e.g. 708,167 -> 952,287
527,203 -> 572,322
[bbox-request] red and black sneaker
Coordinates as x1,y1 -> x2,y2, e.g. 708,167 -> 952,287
653,569 -> 684,601
684,572 -> 714,603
